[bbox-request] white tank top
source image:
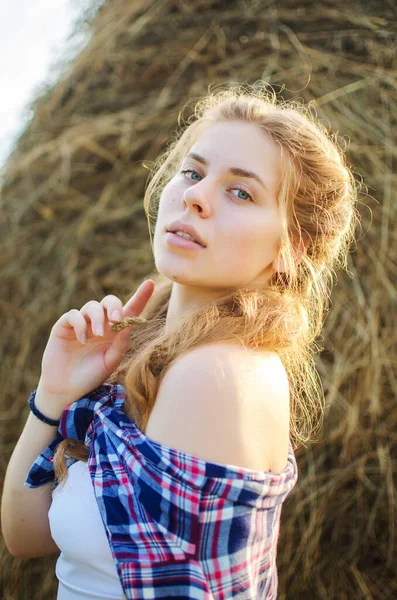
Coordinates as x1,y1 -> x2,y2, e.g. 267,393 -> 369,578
48,460 -> 125,600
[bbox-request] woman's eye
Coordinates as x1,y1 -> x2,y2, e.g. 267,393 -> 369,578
230,187 -> 253,202
180,168 -> 254,202
181,168 -> 201,181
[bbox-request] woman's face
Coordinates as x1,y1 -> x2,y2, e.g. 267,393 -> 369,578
153,120 -> 284,293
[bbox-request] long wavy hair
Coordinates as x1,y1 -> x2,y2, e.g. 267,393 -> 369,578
54,82 -> 361,484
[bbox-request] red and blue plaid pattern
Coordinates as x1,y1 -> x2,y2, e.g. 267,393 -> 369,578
25,383 -> 298,599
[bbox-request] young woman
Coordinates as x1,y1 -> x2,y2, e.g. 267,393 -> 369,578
2,84 -> 360,599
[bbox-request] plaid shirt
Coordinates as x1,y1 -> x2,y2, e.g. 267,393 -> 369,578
25,383 -> 298,599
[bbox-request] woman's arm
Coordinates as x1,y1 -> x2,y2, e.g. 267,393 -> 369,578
1,387 -> 67,557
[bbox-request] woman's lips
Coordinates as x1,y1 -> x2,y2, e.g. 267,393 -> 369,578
165,232 -> 206,250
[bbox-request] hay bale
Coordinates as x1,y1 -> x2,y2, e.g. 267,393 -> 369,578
1,0 -> 395,598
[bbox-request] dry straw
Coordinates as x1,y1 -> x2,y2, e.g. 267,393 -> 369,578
110,316 -> 147,332
1,0 -> 396,599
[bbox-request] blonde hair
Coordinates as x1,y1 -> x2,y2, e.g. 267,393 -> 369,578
54,82 -> 361,484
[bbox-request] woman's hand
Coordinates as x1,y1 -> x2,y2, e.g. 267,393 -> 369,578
36,279 -> 155,414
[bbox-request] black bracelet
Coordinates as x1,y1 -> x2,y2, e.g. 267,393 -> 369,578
28,389 -> 61,427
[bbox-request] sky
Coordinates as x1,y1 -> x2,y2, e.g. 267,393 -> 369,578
0,0 -> 98,170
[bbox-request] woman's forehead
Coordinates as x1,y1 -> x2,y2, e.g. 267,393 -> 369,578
186,121 -> 281,188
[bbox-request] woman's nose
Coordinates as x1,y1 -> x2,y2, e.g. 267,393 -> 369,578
183,179 -> 214,211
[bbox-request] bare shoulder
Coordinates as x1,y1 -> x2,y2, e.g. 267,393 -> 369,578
145,342 -> 291,473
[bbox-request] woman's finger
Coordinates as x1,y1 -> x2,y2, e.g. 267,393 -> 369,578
99,295 -> 125,322
123,279 -> 155,316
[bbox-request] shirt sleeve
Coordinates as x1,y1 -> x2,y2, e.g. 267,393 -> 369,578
106,408 -> 298,599
24,388 -> 99,488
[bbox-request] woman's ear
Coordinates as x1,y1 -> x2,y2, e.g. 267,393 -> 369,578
272,254 -> 286,273
273,237 -> 307,273
293,237 -> 307,265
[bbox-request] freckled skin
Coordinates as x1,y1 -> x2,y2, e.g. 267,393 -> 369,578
152,120 -> 285,334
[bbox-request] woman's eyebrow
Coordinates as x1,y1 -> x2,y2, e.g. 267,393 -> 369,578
184,152 -> 268,190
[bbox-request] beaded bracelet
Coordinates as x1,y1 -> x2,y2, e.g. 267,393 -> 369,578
28,389 -> 61,426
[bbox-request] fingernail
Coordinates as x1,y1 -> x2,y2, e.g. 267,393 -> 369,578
79,333 -> 87,344
111,311 -> 121,321
95,325 -> 104,336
